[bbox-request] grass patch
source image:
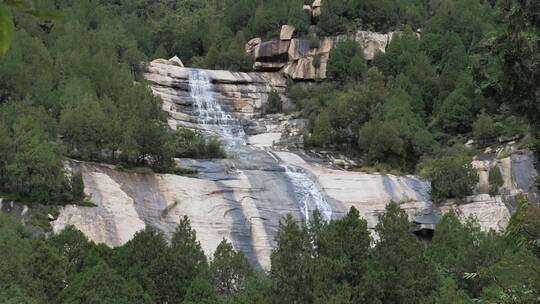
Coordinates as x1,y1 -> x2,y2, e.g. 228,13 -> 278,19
72,200 -> 98,207
116,165 -> 155,174
172,167 -> 198,175
497,152 -> 512,159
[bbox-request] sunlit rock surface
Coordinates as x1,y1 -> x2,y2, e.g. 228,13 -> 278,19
249,30 -> 398,80
51,66 -> 536,270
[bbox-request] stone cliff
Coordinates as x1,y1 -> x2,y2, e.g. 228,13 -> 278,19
49,62 -> 536,269
246,28 -> 397,80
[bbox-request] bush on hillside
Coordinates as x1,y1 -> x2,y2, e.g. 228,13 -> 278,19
418,151 -> 479,203
174,129 -> 226,159
488,166 -> 504,196
266,91 -> 283,114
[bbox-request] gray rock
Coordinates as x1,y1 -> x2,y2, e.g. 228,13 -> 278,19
280,25 -> 295,41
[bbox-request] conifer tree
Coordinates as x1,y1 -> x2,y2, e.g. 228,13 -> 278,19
373,202 -> 438,303
210,239 -> 253,296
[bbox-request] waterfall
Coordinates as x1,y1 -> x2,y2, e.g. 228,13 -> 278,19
188,69 -> 246,146
189,68 -> 332,223
282,165 -> 332,222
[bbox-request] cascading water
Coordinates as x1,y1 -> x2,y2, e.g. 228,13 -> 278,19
188,69 -> 246,147
282,165 -> 332,222
188,68 -> 332,222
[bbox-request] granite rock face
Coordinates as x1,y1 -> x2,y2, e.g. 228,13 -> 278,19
49,64 -> 536,270
144,61 -> 288,132
52,149 -> 522,269
248,30 -> 397,80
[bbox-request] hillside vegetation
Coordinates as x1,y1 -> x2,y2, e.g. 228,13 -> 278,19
0,0 -> 539,303
1,200 -> 539,303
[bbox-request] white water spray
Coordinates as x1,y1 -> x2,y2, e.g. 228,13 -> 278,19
188,69 -> 246,146
282,165 -> 332,222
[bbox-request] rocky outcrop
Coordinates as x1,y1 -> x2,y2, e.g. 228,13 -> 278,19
144,61 -> 288,132
248,30 -> 397,80
48,63 -> 536,271
280,25 -> 295,40
473,146 -> 539,204
168,56 -> 184,67
312,0 -> 321,22
52,151 -> 518,269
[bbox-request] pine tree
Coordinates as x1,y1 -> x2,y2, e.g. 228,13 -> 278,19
315,207 -> 376,302
114,226 -> 174,303
270,214 -> 315,303
169,216 -> 209,302
183,277 -> 219,304
210,239 -> 253,296
373,202 -> 438,304
30,240 -> 67,301
58,261 -> 152,304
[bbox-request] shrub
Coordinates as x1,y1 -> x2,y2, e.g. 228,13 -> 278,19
418,153 -> 479,203
473,111 -> 502,145
312,55 -> 321,69
266,91 -> 283,114
70,172 -> 86,202
488,166 -> 504,195
327,40 -> 366,82
174,129 -> 226,159
309,34 -> 320,49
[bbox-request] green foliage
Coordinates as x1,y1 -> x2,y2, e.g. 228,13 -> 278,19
2,198 -> 540,304
183,277 -> 219,304
173,129 -> 226,159
312,54 -> 321,69
327,40 -> 366,83
436,276 -> 473,304
210,239 -> 253,297
480,249 -> 540,304
506,198 -> 540,257
270,214 -> 315,303
170,216 -> 209,301
488,166 -> 504,196
473,111 -> 502,145
476,0 -> 540,128
308,34 -> 320,49
58,261 -> 152,304
427,212 -> 507,296
418,151 -> 479,203
266,90 -> 283,114
70,172 -> 85,202
374,202 -> 438,303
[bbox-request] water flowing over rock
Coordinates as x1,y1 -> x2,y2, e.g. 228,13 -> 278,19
282,164 -> 332,222
51,64 -> 536,269
188,69 -> 246,146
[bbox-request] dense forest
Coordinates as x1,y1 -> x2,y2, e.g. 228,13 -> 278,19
0,0 -> 539,303
1,200 -> 539,303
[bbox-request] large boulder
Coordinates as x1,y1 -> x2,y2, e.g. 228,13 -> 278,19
280,25 -> 296,41
168,56 -> 184,67
252,40 -> 291,71
355,31 -> 393,60
303,5 -> 312,20
312,0 -> 322,22
245,37 -> 262,54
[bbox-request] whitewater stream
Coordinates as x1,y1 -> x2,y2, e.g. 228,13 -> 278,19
188,68 -> 332,222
